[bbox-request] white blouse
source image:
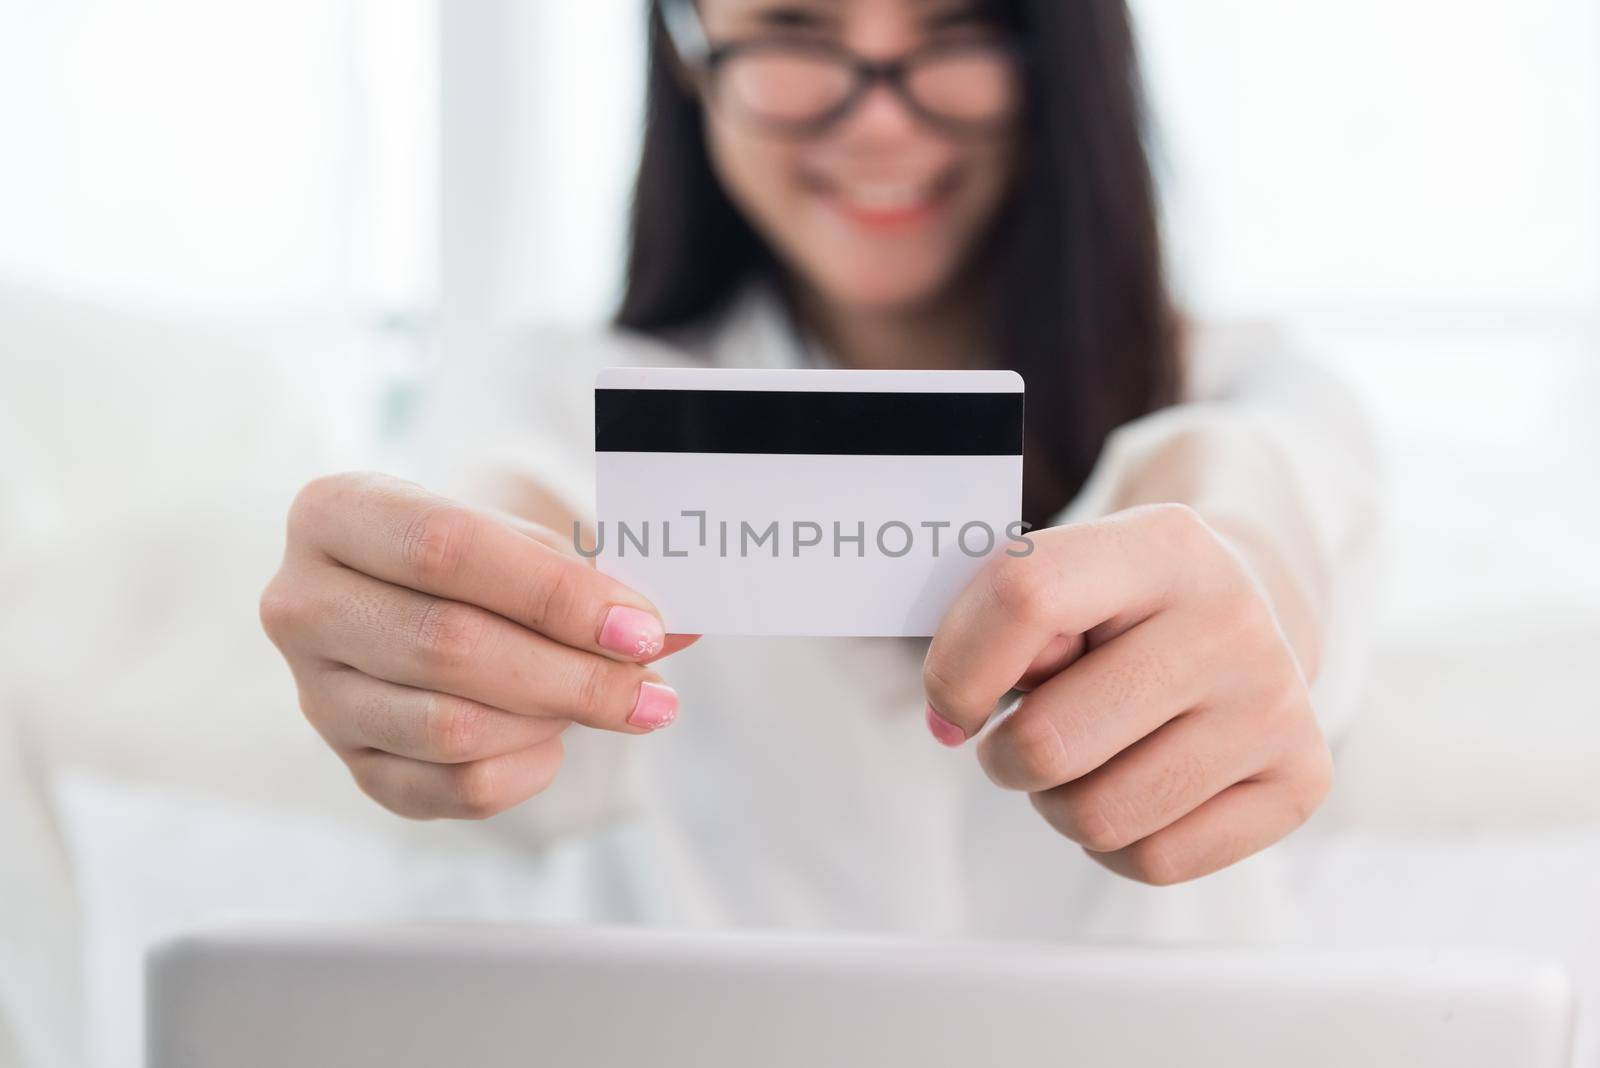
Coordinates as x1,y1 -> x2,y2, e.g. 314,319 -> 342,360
403,283 -> 1379,945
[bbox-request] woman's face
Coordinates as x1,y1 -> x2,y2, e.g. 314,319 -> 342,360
695,0 -> 1023,315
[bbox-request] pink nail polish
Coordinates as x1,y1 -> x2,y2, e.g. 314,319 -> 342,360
629,681 -> 679,731
925,703 -> 967,748
599,606 -> 665,660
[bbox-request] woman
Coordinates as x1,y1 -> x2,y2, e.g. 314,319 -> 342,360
262,0 -> 1375,937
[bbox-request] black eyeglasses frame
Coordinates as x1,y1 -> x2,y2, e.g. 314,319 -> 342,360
657,0 -> 1026,139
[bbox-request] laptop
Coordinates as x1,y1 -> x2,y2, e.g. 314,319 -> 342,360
146,923 -> 1575,1067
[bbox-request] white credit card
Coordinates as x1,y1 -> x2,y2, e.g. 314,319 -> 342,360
593,367 -> 1025,637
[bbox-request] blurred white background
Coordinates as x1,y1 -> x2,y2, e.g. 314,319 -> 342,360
1,2 -> 1598,1066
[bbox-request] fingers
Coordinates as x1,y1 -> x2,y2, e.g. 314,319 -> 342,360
1024,704 -> 1276,854
1083,748 -> 1332,886
478,504 -> 587,557
492,506 -> 703,661
921,503 -> 1332,885
346,738 -> 567,821
304,666 -> 568,763
291,472 -> 671,662
976,612 -> 1208,792
1015,633 -> 1088,692
923,507 -> 1202,741
302,564 -> 676,734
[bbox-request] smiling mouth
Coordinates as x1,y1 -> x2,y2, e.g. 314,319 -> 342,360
805,171 -> 961,232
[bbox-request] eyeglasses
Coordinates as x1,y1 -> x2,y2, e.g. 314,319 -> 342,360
659,0 -> 1025,138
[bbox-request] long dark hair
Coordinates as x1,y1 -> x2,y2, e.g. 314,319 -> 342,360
617,1 -> 1182,527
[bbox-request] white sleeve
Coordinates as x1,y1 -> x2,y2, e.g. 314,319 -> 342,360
396,326 -> 698,848
1056,322 -> 1381,743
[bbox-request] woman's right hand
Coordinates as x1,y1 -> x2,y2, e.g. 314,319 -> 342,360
258,472 -> 693,820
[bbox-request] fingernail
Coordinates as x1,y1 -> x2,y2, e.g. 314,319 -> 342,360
600,606 -> 665,661
925,703 -> 967,748
629,681 -> 679,731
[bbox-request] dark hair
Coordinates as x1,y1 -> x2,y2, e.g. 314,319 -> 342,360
617,1 -> 1183,527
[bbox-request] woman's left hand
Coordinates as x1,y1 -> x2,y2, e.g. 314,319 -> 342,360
923,503 -> 1333,886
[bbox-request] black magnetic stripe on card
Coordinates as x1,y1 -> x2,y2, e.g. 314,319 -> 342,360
595,389 -> 1025,456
